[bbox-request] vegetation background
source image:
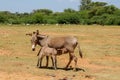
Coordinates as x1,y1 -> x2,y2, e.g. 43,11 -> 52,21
0,0 -> 120,25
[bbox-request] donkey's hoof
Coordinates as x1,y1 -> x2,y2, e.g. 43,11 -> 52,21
64,67 -> 69,71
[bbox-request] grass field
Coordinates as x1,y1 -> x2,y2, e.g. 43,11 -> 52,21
0,24 -> 120,80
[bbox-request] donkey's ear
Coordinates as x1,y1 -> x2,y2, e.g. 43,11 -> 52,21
36,30 -> 39,35
33,31 -> 36,34
37,34 -> 47,39
26,33 -> 32,36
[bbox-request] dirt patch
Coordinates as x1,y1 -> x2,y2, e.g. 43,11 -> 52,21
0,30 -> 8,35
0,29 -> 17,35
46,74 -> 95,80
0,71 -> 96,80
0,71 -> 51,80
0,49 -> 12,56
103,56 -> 120,62
78,58 -> 119,71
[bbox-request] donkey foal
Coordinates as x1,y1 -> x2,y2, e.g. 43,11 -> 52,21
37,46 -> 57,70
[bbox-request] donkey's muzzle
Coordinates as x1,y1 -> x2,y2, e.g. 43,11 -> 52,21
32,45 -> 35,51
32,48 -> 35,51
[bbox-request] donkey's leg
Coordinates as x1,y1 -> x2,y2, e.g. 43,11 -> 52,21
73,55 -> 78,71
66,52 -> 78,71
65,53 -> 73,69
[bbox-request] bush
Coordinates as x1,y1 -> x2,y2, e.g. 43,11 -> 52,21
57,13 -> 79,24
46,19 -> 57,24
31,13 -> 44,24
0,15 -> 7,23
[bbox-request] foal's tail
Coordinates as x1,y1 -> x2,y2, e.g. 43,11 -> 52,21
77,42 -> 83,58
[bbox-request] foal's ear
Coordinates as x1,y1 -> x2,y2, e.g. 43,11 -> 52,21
26,33 -> 32,36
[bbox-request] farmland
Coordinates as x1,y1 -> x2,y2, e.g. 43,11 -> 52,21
0,25 -> 120,80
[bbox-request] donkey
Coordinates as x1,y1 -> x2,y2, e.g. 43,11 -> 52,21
26,30 -> 83,70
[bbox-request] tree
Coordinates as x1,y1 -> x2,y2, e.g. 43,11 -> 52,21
32,9 -> 53,15
80,0 -> 92,10
89,2 -> 107,9
114,9 -> 120,16
105,5 -> 118,14
88,2 -> 117,18
0,15 -> 7,23
0,12 -> 9,23
31,13 -> 44,24
57,13 -> 79,24
64,8 -> 76,13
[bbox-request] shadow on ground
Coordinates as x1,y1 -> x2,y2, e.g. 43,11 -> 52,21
37,66 -> 85,72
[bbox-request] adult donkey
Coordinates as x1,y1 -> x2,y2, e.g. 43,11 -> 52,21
26,30 -> 83,70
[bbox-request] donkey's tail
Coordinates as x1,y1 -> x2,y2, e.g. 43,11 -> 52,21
77,43 -> 83,58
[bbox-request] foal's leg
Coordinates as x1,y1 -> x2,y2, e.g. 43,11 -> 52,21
37,58 -> 40,67
37,48 -> 42,56
45,56 -> 55,68
51,57 -> 54,67
37,49 -> 41,67
37,55 -> 43,68
45,56 -> 49,67
52,55 -> 57,70
39,55 -> 44,68
54,56 -> 57,69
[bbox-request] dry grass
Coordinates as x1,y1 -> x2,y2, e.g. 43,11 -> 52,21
0,24 -> 120,80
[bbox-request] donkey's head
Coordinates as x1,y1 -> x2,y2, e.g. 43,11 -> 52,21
26,30 -> 47,51
26,30 -> 40,51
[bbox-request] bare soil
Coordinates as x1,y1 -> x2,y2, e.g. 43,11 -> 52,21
0,25 -> 120,80
0,49 -> 120,80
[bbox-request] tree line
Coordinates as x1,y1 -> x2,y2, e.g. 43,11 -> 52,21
0,0 -> 120,25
